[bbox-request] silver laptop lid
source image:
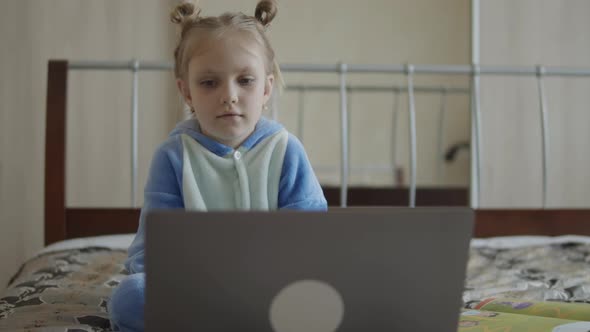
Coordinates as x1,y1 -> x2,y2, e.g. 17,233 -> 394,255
146,208 -> 473,332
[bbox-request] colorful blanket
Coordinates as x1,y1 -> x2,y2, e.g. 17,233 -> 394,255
2,241 -> 590,331
0,248 -> 127,332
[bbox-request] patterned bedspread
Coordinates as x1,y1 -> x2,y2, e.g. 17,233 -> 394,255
0,248 -> 128,332
464,242 -> 590,306
2,241 -> 590,331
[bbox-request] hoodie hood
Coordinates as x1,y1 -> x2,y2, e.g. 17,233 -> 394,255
168,116 -> 284,157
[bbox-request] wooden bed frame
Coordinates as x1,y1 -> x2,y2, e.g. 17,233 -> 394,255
44,60 -> 590,246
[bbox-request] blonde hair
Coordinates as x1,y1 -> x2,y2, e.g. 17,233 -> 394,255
170,0 -> 284,91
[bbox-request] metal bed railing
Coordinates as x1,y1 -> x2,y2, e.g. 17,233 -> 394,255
284,84 -> 470,193
67,60 -> 590,208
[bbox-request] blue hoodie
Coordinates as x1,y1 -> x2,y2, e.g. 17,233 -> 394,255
125,116 -> 327,273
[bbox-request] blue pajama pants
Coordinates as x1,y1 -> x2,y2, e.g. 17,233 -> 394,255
109,273 -> 145,332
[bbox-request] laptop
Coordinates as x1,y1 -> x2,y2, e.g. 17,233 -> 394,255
145,208 -> 473,332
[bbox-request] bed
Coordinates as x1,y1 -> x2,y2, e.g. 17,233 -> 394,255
1,59 -> 590,331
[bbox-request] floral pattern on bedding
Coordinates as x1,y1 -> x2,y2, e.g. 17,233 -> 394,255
0,247 -> 128,332
3,241 -> 590,331
464,242 -> 590,308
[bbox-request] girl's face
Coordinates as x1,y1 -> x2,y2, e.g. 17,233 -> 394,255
177,32 -> 274,148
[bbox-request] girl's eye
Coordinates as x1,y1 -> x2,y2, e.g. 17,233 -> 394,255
200,80 -> 217,88
239,77 -> 255,86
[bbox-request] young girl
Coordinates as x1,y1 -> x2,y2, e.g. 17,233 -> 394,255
108,1 -> 327,331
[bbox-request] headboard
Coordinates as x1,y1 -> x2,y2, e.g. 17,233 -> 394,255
44,60 -> 590,245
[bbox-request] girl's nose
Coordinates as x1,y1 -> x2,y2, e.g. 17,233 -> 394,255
220,83 -> 239,105
221,96 -> 238,104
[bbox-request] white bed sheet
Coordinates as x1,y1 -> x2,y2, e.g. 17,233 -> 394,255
470,235 -> 590,249
38,233 -> 135,255
35,234 -> 590,257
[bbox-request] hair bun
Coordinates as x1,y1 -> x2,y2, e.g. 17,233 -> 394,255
255,0 -> 277,27
170,2 -> 201,25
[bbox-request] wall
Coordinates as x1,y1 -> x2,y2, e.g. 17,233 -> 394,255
479,0 -> 590,207
0,0 -> 177,287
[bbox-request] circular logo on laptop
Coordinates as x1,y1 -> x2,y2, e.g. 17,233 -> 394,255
553,322 -> 590,332
269,279 -> 344,332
